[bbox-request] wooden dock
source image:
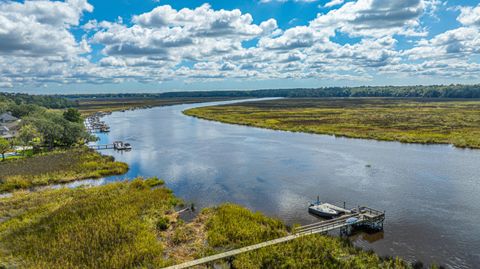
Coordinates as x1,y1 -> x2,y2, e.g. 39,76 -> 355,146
88,144 -> 115,150
163,206 -> 384,269
88,141 -> 132,151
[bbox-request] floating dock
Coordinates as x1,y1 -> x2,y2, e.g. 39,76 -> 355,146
163,205 -> 385,269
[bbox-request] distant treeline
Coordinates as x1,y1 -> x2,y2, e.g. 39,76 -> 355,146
0,93 -> 76,109
62,84 -> 480,99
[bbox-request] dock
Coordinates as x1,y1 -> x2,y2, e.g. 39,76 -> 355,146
163,206 -> 384,269
321,203 -> 352,214
85,112 -> 112,133
88,141 -> 132,151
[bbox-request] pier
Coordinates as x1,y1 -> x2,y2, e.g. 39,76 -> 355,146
85,111 -> 112,133
163,206 -> 384,269
88,141 -> 132,151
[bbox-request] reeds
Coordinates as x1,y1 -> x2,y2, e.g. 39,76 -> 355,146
184,98 -> 480,149
0,147 -> 128,192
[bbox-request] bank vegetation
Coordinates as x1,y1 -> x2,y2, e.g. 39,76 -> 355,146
185,98 -> 480,149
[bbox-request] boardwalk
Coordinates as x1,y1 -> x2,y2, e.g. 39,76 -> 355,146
88,144 -> 114,150
163,206 -> 384,269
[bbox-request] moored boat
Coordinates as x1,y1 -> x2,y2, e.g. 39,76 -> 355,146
308,196 -> 339,218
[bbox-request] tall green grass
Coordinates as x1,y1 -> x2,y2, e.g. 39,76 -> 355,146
0,178 -> 178,268
203,204 -> 412,268
0,147 -> 128,193
184,98 -> 480,149
0,183 -> 431,268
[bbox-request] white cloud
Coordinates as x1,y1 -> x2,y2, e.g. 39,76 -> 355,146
92,4 -> 277,62
311,0 -> 428,37
0,0 -> 479,89
0,0 -> 92,56
324,0 -> 344,8
458,4 -> 480,27
260,0 -> 318,3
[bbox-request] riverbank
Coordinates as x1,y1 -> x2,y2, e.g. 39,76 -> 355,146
75,97 -> 244,116
0,147 -> 128,193
0,179 -> 417,268
184,98 -> 480,149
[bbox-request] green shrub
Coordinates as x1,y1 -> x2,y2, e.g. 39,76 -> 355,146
156,217 -> 170,231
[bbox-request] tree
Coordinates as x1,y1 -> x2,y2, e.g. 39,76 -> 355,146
63,108 -> 82,123
0,137 -> 10,161
18,124 -> 40,153
26,110 -> 89,149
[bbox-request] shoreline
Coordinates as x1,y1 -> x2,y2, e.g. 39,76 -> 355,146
0,179 -> 414,268
183,98 -> 480,150
1,100 -> 449,268
184,111 -> 479,150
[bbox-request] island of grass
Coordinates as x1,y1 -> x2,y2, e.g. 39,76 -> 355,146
184,98 -> 480,149
0,178 -> 422,269
0,147 -> 128,193
73,96 -> 244,115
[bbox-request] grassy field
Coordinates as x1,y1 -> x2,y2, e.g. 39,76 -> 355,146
75,97 -> 241,115
0,147 -> 128,193
0,178 -> 178,268
0,182 -> 416,269
184,98 -> 480,149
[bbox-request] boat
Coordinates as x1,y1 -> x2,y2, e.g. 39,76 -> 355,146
113,141 -> 132,151
113,141 -> 125,150
345,217 -> 359,225
308,197 -> 339,218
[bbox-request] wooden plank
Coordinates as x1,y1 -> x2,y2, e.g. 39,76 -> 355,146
163,234 -> 301,269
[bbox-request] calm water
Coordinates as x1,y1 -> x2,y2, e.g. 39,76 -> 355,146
94,100 -> 480,269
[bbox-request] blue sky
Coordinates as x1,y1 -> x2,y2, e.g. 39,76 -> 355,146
1,0 -> 480,93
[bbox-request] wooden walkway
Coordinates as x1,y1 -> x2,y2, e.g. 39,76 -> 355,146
163,207 -> 384,269
88,144 -> 114,150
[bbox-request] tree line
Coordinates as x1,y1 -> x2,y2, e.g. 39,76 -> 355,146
0,92 -> 77,109
0,94 -> 90,160
61,84 -> 480,99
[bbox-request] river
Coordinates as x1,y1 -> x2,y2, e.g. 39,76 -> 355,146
92,99 -> 480,269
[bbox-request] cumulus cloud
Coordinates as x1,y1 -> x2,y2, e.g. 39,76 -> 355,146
0,0 -> 479,89
458,4 -> 480,27
324,0 -> 344,8
92,4 -> 277,62
311,0 -> 428,37
0,0 -> 92,56
260,0 -> 318,3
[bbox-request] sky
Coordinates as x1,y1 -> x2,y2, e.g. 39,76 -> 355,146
1,0 -> 480,93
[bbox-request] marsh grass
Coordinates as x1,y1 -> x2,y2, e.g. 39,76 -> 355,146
184,98 -> 480,149
0,178 -> 178,268
203,204 -> 412,268
0,147 -> 128,193
204,204 -> 287,249
76,97 -> 241,115
0,190 -> 419,268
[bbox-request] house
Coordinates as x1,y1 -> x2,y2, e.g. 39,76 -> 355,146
0,112 -> 19,124
0,126 -> 8,136
0,112 -> 20,140
0,125 -> 15,140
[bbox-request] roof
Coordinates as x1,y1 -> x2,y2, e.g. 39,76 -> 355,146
0,113 -> 18,122
0,126 -> 9,132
